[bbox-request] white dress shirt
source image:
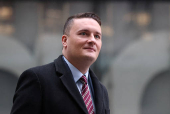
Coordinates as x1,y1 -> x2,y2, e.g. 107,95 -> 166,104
63,56 -> 96,112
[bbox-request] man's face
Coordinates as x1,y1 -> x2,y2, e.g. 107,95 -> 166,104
62,18 -> 102,64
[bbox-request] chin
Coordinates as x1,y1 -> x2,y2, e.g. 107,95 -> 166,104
83,54 -> 97,62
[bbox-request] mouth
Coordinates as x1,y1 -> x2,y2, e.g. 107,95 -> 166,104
84,47 -> 96,52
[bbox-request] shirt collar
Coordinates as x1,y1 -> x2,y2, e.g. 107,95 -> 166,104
63,56 -> 89,83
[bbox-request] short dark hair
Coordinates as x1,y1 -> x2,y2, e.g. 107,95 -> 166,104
63,12 -> 101,36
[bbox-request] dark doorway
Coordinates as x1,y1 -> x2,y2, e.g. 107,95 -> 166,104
0,69 -> 18,114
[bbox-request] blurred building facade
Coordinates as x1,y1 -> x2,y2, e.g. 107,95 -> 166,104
0,1 -> 170,114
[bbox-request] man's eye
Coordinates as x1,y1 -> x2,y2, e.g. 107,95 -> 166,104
80,32 -> 87,35
94,35 -> 100,39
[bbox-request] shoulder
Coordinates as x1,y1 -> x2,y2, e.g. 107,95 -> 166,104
98,80 -> 109,98
89,69 -> 109,93
89,69 -> 109,94
96,78 -> 110,109
24,55 -> 64,76
18,61 -> 55,83
28,62 -> 55,73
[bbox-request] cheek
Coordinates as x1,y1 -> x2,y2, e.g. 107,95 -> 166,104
74,40 -> 85,47
97,42 -> 102,50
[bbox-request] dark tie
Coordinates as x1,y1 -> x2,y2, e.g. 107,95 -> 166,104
80,75 -> 95,114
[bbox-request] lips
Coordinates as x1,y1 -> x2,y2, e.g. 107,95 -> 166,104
84,47 -> 96,52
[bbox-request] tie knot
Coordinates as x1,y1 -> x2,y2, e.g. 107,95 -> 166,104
80,75 -> 87,84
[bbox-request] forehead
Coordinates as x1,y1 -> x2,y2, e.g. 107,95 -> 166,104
71,18 -> 101,33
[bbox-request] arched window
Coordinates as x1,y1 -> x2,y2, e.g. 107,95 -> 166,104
141,70 -> 170,114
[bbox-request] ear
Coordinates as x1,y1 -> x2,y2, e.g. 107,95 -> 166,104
62,35 -> 68,48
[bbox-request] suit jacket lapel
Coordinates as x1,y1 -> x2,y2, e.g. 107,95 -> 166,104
54,55 -> 88,114
89,69 -> 104,114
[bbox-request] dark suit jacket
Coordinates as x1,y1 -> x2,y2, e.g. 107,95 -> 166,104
11,55 -> 110,114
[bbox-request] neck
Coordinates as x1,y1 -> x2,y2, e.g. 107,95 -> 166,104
63,56 -> 93,74
71,60 -> 91,74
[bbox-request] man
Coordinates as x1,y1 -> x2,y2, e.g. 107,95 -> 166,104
11,12 -> 110,114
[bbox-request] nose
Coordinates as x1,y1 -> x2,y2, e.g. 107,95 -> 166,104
87,34 -> 96,45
